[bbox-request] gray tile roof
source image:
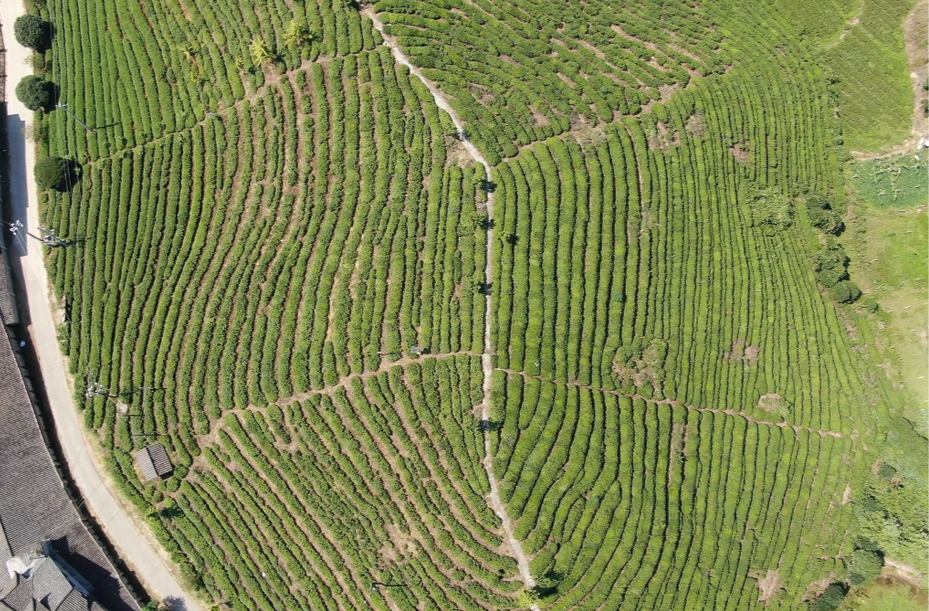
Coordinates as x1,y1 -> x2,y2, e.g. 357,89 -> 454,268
0,244 -> 18,326
134,444 -> 171,482
56,590 -> 89,611
0,581 -> 31,611
0,518 -> 14,597
31,557 -> 72,611
0,328 -> 140,611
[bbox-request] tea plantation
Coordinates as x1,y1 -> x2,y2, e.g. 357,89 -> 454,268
26,0 -> 925,608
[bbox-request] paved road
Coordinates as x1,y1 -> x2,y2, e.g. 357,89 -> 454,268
0,2 -> 200,610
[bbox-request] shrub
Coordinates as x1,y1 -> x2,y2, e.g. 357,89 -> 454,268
812,246 -> 849,273
857,295 -> 879,313
14,14 -> 47,50
847,548 -> 883,585
830,280 -> 861,304
811,583 -> 848,611
745,186 -> 794,233
816,269 -> 841,288
808,207 -> 844,234
34,156 -> 71,191
15,75 -> 53,111
806,194 -> 830,211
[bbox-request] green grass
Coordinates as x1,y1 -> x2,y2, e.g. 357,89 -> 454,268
819,0 -> 919,151
844,193 -> 928,424
774,0 -> 862,42
851,154 -> 929,207
850,582 -> 928,611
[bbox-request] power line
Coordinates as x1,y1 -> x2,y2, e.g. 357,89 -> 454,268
55,103 -> 94,134
4,219 -> 68,247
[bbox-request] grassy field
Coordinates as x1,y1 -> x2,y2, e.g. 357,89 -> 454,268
845,157 -> 928,424
25,0 -> 924,609
851,154 -> 929,207
849,580 -> 928,611
774,0 -> 922,151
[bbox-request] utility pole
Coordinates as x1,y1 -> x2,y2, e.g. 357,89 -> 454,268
56,103 -> 94,133
8,220 -> 68,247
84,380 -> 111,399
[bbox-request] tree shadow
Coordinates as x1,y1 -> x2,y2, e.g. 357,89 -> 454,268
40,21 -> 57,53
118,386 -> 164,400
43,81 -> 62,110
64,234 -> 91,247
58,159 -> 82,192
479,419 -> 501,431
162,596 -> 187,611
155,505 -> 184,520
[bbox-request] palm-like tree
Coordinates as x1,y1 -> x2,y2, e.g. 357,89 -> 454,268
283,20 -> 315,49
249,36 -> 276,66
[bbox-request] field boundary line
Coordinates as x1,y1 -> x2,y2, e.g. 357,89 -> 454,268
497,368 -> 848,439
362,7 -> 540,603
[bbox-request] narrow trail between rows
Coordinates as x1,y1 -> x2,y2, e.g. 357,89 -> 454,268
498,368 -> 850,439
363,8 -> 539,602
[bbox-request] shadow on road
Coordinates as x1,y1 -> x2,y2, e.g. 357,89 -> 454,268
2,110 -> 33,327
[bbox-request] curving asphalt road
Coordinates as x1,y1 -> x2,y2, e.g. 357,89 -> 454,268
0,1 -> 200,609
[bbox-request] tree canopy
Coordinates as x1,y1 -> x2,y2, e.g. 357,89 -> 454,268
13,14 -> 47,50
15,75 -> 53,111
34,156 -> 71,191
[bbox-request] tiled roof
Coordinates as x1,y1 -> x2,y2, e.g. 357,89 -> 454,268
0,518 -> 14,597
0,244 -> 17,326
0,328 -> 140,611
31,557 -> 73,611
135,444 -> 172,482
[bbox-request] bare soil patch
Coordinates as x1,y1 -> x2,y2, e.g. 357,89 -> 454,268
648,121 -> 680,153
842,484 -> 852,505
803,575 -> 837,602
730,141 -> 752,164
725,339 -> 759,365
447,139 -> 476,168
686,111 -> 706,137
754,569 -> 783,604
570,116 -> 609,148
528,104 -> 550,127
884,558 -> 928,588
756,393 -> 783,413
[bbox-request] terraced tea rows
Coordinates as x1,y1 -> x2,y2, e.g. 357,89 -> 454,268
491,374 -> 853,611
170,356 -> 522,610
371,0 -> 724,163
43,0 -> 519,602
480,1 -> 900,609
32,0 -> 912,609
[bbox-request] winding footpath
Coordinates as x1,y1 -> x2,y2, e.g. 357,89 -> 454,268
364,8 -> 540,602
0,1 -> 200,609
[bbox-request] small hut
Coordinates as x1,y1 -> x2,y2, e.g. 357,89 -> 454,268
135,443 -> 173,482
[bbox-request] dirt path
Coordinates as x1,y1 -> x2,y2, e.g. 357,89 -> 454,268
498,368 -> 849,439
850,0 -> 928,160
363,8 -> 539,603
0,1 -> 201,609
884,558 -> 928,587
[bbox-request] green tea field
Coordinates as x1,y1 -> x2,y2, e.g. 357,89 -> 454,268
20,0 -> 926,609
